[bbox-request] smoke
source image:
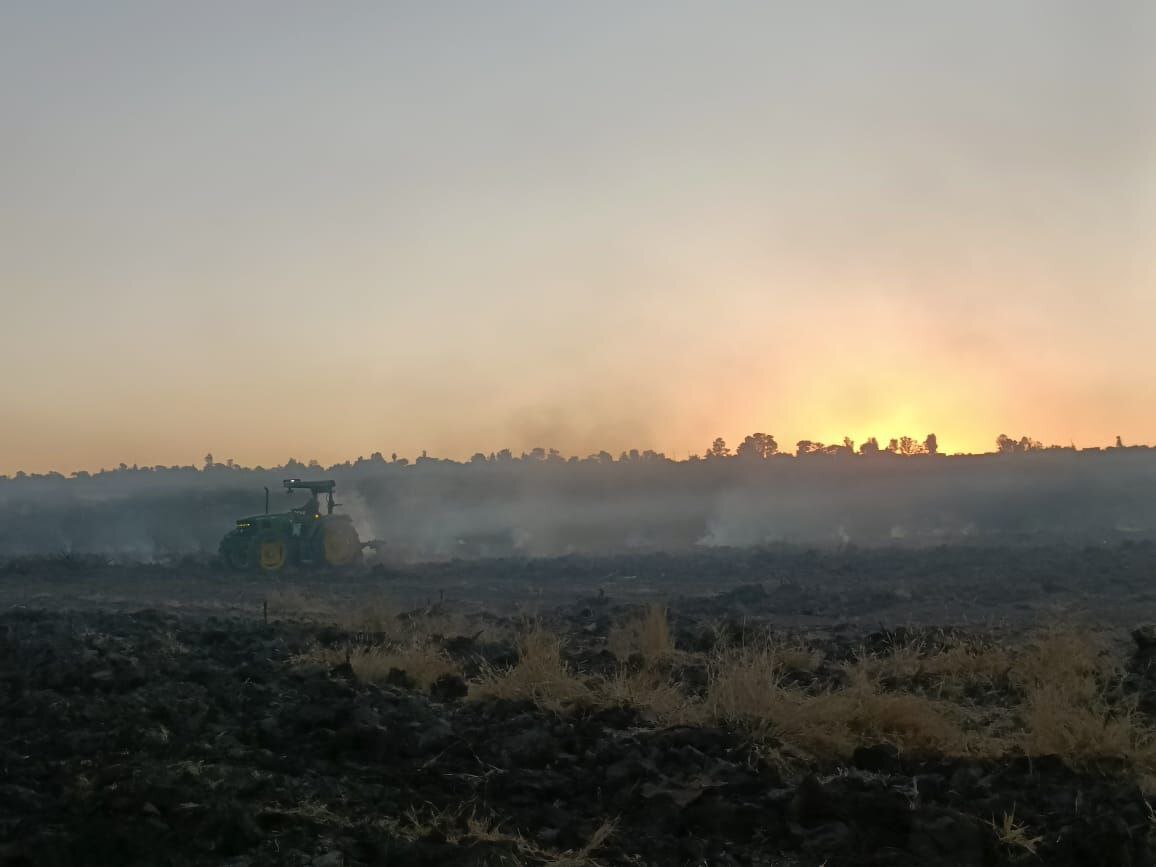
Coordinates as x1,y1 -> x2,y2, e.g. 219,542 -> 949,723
3,449 -> 1156,561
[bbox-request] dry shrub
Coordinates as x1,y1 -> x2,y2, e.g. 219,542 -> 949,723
1005,629 -> 1156,768
381,803 -> 615,866
344,594 -> 398,634
298,641 -> 461,690
472,624 -> 592,709
350,644 -> 461,690
600,666 -> 698,724
775,641 -> 824,674
704,644 -> 972,759
607,604 -> 674,663
266,587 -> 338,621
1009,629 -> 1115,699
991,809 -> 1043,857
855,633 -> 1011,692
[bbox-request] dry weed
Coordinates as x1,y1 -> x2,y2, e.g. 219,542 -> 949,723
297,641 -> 462,690
600,666 -> 699,724
607,604 -> 674,663
380,803 -> 615,866
991,808 -> 1043,857
472,624 -> 592,709
1005,628 -> 1156,769
704,644 -> 973,759
265,587 -> 338,621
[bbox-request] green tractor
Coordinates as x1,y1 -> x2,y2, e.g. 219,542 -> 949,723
218,479 -> 364,572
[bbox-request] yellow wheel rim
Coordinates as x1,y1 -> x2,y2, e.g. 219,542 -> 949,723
259,539 -> 286,571
323,523 -> 359,566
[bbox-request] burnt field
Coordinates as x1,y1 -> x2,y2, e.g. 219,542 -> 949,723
4,543 -> 1156,866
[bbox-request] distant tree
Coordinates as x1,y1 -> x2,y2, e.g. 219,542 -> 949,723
736,432 -> 778,459
842,436 -> 855,453
595,450 -> 614,464
997,434 -> 1043,454
495,448 -> 513,462
1116,435 -> 1125,448
203,453 -> 214,470
547,448 -> 564,463
470,452 -> 487,463
924,433 -> 939,455
859,437 -> 880,456
796,440 -> 824,456
707,438 -> 731,459
886,438 -> 900,453
524,447 -> 546,462
897,436 -> 925,456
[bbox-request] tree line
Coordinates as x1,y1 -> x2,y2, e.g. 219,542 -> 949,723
2,433 -> 1151,482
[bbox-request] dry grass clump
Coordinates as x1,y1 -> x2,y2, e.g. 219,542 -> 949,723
704,644 -> 973,759
472,624 -> 592,709
853,632 -> 1012,694
266,588 -> 399,634
344,594 -> 398,635
266,587 -> 340,621
381,803 -> 615,866
1009,629 -> 1156,769
991,809 -> 1043,857
297,640 -> 462,690
600,665 -> 697,723
607,604 -> 675,664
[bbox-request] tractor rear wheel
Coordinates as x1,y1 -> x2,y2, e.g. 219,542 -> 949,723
257,534 -> 288,572
322,521 -> 361,567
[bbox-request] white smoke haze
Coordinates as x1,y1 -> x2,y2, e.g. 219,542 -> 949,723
3,449 -> 1156,562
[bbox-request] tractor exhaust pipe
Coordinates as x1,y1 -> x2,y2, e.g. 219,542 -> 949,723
264,487 -> 270,515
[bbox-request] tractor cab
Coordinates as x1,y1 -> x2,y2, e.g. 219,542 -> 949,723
285,478 -> 335,521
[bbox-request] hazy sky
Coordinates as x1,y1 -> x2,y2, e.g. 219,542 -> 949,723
3,1 -> 1155,474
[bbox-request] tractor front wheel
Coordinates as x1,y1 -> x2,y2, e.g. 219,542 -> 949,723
257,534 -> 288,572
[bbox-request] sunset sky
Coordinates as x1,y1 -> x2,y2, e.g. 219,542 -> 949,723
3,2 -> 1155,474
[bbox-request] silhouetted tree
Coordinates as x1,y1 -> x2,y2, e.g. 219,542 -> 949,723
887,439 -> 900,453
736,432 -> 778,459
796,440 -> 825,456
707,438 -> 730,459
997,434 -> 1043,454
897,436 -> 925,456
924,433 -> 939,455
859,437 -> 880,456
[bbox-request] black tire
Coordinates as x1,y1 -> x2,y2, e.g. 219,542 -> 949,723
256,533 -> 289,573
